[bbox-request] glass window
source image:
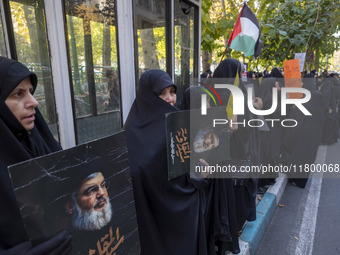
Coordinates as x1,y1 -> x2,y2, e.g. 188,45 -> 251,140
9,0 -> 59,140
133,0 -> 166,79
174,0 -> 197,108
64,0 -> 121,144
0,10 -> 7,56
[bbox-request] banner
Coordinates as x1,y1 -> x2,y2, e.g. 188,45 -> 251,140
284,58 -> 303,99
294,52 -> 306,72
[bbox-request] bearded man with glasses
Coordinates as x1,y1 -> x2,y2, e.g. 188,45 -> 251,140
64,172 -> 112,231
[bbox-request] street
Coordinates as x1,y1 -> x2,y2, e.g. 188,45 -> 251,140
255,142 -> 340,255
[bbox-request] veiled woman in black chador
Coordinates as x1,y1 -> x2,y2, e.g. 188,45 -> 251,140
212,58 -> 259,254
180,86 -> 238,255
281,74 -> 325,188
0,57 -> 72,254
257,77 -> 283,188
320,78 -> 338,145
124,69 -> 208,255
247,70 -> 260,97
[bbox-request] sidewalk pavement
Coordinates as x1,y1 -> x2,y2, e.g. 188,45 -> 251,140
237,173 -> 288,255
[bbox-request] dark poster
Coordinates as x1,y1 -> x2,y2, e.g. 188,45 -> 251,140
166,106 -> 231,179
8,131 -> 140,255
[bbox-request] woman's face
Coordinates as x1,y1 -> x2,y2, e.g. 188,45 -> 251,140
5,77 -> 39,131
158,85 -> 176,106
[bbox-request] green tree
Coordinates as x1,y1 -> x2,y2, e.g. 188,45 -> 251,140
259,0 -> 340,71
201,0 -> 340,72
201,0 -> 244,72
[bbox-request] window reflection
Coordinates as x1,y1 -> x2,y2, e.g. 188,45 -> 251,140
9,0 -> 59,140
133,0 -> 197,107
64,0 -> 121,144
133,0 -> 166,79
174,0 -> 196,108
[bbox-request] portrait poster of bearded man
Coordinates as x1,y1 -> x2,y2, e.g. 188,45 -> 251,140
8,131 -> 140,255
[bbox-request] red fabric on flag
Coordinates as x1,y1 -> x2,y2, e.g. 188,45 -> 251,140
227,5 -> 244,47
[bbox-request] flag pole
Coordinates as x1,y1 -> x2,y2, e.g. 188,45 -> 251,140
220,47 -> 228,64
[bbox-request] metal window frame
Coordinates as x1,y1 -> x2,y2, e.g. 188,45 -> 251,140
166,0 -> 174,79
171,0 -> 201,81
182,0 -> 200,5
0,0 -> 201,147
1,0 -> 17,59
44,0 -> 76,148
193,0 -> 201,78
117,0 -> 136,124
177,0 -> 201,79
0,0 -> 11,57
131,0 -> 200,83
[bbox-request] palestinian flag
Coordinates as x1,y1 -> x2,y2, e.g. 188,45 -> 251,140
227,3 -> 262,58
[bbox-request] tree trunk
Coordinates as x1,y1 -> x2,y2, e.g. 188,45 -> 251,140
23,6 -> 38,60
139,22 -> 160,70
315,48 -> 320,72
83,16 -> 97,115
68,15 -> 82,95
220,0 -> 228,47
102,22 -> 111,70
32,5 -> 57,123
202,50 -> 211,73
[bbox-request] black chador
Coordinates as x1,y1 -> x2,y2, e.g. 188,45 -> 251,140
212,59 -> 259,254
125,70 -> 208,255
320,79 -> 338,145
282,76 -> 325,188
0,57 -> 66,253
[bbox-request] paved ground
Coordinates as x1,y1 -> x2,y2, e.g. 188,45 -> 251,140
254,142 -> 340,255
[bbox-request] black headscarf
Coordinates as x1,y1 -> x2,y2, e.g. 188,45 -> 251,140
310,70 -> 318,76
247,71 -> 256,79
0,57 -> 62,250
213,59 -> 242,85
124,69 -> 208,255
270,67 -> 285,90
246,71 -> 260,97
212,58 -> 245,108
258,77 -> 278,113
262,73 -> 272,79
302,73 -> 317,92
270,67 -> 284,79
180,86 -> 207,110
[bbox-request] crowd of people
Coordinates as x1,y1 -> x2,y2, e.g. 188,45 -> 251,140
1,55 -> 339,255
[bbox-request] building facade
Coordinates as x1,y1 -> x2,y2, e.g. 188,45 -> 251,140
0,0 -> 201,148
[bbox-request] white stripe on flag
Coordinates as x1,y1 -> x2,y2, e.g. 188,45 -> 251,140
240,17 -> 259,42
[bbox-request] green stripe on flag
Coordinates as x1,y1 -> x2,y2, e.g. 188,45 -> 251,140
229,34 -> 256,57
